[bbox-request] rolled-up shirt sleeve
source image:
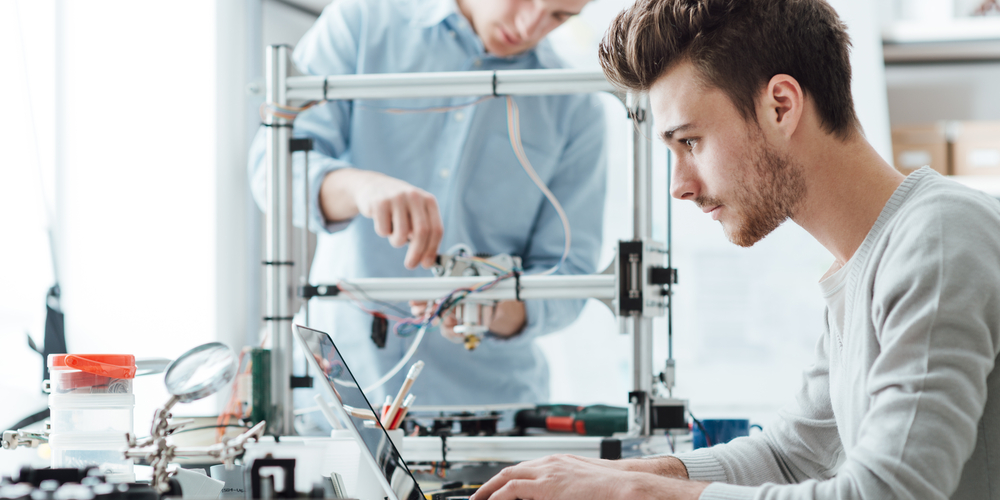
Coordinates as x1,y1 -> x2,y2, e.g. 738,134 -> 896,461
247,0 -> 367,234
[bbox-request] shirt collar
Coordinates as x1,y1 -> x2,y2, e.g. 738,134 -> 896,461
412,0 -> 539,62
412,0 -> 462,28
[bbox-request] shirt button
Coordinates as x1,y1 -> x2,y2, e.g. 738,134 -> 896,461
440,169 -> 450,178
454,112 -> 465,121
449,30 -> 457,38
473,59 -> 482,67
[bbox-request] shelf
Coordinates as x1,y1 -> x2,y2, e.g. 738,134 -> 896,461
883,39 -> 1000,63
883,18 -> 1000,44
882,18 -> 1000,63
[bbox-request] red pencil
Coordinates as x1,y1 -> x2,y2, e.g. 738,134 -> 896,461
389,394 -> 416,430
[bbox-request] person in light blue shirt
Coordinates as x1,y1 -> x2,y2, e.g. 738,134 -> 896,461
248,0 -> 607,407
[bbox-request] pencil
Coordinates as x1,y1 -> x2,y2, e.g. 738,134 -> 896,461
380,395 -> 393,422
390,394 -> 416,430
385,361 -> 424,427
344,405 -> 378,421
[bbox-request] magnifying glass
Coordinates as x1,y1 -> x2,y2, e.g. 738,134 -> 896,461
161,342 -> 237,411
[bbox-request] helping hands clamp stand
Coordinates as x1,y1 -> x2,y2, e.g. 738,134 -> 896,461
123,343 -> 266,493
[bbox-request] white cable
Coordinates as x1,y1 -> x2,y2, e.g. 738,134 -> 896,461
362,323 -> 427,394
311,394 -> 345,430
363,97 -> 573,391
505,96 -> 572,275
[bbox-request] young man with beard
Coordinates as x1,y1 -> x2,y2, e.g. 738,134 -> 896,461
471,0 -> 1000,499
248,0 -> 606,409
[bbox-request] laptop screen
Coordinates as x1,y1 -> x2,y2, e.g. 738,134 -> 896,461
293,324 -> 424,500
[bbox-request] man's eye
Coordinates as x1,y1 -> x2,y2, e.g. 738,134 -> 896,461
683,138 -> 698,149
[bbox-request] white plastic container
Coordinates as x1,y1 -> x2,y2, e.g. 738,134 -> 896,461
48,433 -> 135,483
45,354 -> 137,483
48,393 -> 135,435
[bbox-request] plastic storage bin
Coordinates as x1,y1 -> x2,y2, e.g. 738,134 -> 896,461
47,354 -> 136,394
46,354 -> 137,483
48,393 -> 135,435
48,433 -> 135,482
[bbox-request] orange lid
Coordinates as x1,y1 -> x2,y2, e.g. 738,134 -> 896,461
48,354 -> 137,379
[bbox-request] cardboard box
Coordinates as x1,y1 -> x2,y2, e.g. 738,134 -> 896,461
891,123 -> 950,176
951,121 -> 1000,176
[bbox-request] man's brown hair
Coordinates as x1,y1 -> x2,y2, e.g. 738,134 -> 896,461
598,0 -> 861,139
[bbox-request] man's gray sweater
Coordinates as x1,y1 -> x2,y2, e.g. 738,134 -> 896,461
678,168 -> 1000,499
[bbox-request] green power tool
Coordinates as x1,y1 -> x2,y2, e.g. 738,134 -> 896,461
515,404 -> 628,436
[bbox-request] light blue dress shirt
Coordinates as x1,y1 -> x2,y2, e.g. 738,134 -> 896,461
248,0 -> 607,406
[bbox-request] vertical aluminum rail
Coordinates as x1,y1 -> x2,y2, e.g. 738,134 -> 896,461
627,93 -> 655,436
264,45 -> 295,436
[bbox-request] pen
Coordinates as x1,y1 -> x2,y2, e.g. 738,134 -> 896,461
385,360 -> 424,427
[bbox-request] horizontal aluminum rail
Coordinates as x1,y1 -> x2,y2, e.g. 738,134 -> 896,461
318,273 -> 616,302
285,68 -> 617,101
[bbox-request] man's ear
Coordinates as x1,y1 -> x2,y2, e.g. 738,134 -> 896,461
761,74 -> 804,140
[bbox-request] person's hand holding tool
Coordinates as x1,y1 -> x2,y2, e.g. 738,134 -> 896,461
319,168 -> 443,269
408,300 -> 527,338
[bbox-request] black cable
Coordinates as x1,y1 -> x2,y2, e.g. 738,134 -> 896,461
340,281 -> 411,317
440,434 -> 448,471
688,410 -> 712,447
131,424 -> 252,441
172,424 -> 252,435
8,408 -> 49,430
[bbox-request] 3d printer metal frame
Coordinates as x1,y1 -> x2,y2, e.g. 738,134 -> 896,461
263,44 -> 680,437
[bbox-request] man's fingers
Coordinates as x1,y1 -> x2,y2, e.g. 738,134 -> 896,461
404,194 -> 432,269
372,201 -> 393,238
472,466 -> 535,500
389,200 -> 411,248
421,197 -> 444,269
488,479 -> 535,500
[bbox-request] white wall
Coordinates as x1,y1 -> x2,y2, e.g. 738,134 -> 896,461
55,1 -> 220,420
829,0 -> 893,162
1,5 -> 254,479
0,0 -> 58,474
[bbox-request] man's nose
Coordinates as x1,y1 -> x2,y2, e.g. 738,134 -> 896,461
516,5 -> 547,42
670,157 -> 699,201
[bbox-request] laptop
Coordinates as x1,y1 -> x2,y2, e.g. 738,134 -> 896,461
292,324 -> 425,500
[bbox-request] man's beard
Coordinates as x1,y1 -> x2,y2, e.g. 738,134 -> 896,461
698,134 -> 806,247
